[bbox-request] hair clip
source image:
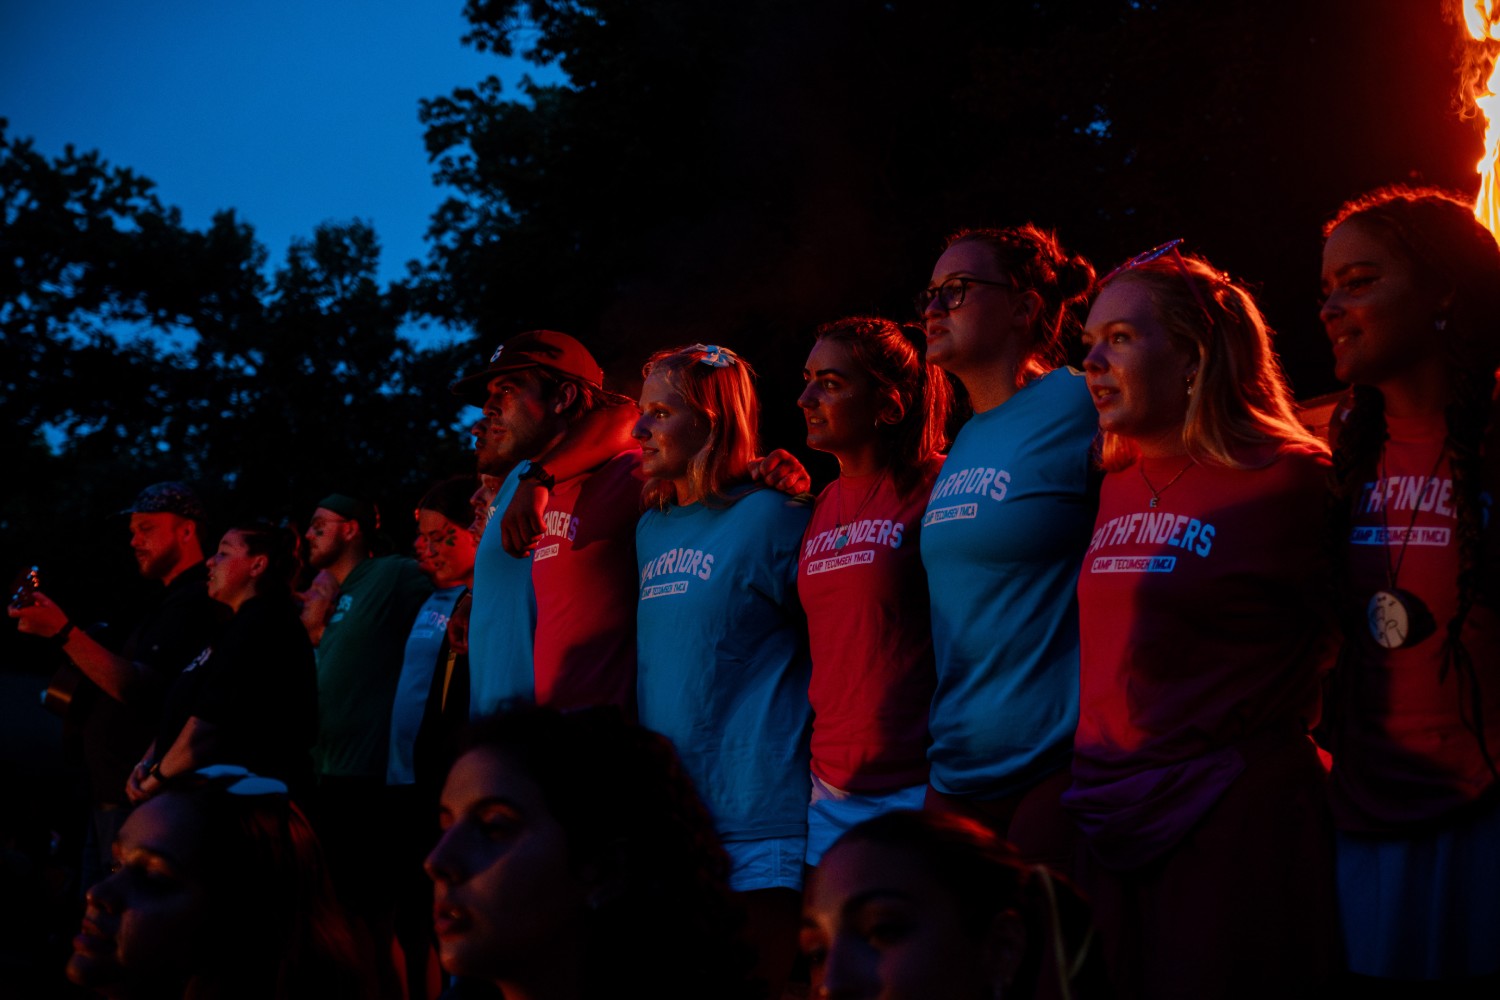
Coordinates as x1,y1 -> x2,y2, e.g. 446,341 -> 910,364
693,344 -> 736,368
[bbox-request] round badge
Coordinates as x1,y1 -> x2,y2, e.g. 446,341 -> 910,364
1367,590 -> 1410,649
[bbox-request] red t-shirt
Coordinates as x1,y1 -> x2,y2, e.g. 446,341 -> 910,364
1069,445 -> 1334,860
530,449 -> 643,712
798,466 -> 938,792
1328,411 -> 1500,830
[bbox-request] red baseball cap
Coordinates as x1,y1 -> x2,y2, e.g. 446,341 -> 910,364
450,330 -> 604,405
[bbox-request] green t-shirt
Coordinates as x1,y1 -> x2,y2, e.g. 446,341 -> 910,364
313,555 -> 433,778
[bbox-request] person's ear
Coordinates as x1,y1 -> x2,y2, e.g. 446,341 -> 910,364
554,381 -> 580,415
878,388 -> 905,426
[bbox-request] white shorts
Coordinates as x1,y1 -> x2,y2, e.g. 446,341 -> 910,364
725,834 -> 807,892
806,772 -> 927,866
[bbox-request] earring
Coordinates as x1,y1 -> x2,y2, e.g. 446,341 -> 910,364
1185,377 -> 1195,397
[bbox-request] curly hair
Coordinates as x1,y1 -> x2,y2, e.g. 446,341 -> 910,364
1323,185 -> 1500,778
942,225 -> 1096,386
456,704 -> 755,999
1095,252 -> 1326,471
639,344 -> 761,510
811,316 -> 952,497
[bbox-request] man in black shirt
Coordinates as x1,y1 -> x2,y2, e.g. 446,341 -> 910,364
9,482 -> 228,886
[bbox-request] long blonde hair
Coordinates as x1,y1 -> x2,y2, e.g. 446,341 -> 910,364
640,344 -> 761,508
1098,254 -> 1324,471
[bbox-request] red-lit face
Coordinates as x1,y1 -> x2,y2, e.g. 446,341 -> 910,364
799,338 -> 887,461
921,241 -> 1016,379
632,372 -> 710,501
129,513 -> 189,582
205,530 -> 264,609
415,509 -> 478,588
1081,278 -> 1196,457
425,748 -> 589,985
482,373 -> 558,466
802,840 -> 1001,1000
68,794 -> 209,994
1320,220 -> 1445,389
303,507 -> 356,571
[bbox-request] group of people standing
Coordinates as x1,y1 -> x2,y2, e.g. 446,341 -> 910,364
17,182 -> 1500,999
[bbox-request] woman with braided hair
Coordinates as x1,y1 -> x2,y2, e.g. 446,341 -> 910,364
1319,186 -> 1500,989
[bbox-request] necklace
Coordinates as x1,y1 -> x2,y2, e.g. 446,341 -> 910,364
1139,459 -> 1194,509
1365,444 -> 1445,649
833,469 -> 887,549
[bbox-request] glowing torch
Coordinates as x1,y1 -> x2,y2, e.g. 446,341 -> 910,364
1462,1 -> 1500,235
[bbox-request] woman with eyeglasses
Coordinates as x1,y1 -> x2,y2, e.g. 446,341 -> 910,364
1065,243 -> 1338,998
68,766 -> 375,999
1318,188 -> 1500,991
126,520 -> 318,804
630,343 -> 813,997
795,316 -> 953,868
915,226 -> 1098,870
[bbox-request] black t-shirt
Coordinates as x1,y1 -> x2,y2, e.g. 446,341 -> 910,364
80,562 -> 229,806
155,594 -> 318,793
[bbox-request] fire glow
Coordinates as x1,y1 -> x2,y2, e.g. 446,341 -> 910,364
1462,1 -> 1500,235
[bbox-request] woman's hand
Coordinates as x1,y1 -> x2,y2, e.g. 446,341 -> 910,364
750,450 -> 812,495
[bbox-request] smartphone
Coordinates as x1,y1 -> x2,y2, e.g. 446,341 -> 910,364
9,566 -> 40,609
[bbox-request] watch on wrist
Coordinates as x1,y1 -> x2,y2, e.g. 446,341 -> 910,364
519,462 -> 556,490
52,620 -> 74,647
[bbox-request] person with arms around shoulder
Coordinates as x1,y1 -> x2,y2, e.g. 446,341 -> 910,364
1065,239 -> 1339,999
794,315 -> 953,867
916,225 -> 1099,872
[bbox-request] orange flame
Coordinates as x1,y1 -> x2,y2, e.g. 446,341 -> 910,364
1463,2 -> 1500,235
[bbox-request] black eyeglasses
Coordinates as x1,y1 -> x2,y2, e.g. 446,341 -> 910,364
914,276 -> 1012,315
1101,238 -> 1215,327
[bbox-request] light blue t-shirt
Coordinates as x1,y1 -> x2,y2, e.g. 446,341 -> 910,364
387,584 -> 465,785
636,487 -> 813,842
468,464 -> 537,716
920,367 -> 1098,797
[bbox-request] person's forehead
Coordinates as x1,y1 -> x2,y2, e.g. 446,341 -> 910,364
130,511 -> 179,530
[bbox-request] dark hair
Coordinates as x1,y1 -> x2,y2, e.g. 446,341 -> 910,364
813,316 -> 952,497
458,704 -> 754,999
529,366 -> 636,422
830,810 -> 1102,1000
1323,185 -> 1500,777
155,770 -> 373,999
225,520 -> 302,599
1097,253 -> 1325,471
418,474 -> 479,527
943,225 -> 1095,386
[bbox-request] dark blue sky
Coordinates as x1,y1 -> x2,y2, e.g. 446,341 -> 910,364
2,0 -> 556,288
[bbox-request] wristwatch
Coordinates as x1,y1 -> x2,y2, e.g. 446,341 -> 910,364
518,462 -> 556,490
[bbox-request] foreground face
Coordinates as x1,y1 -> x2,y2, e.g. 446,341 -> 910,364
425,748 -> 588,984
68,794 -> 208,992
482,373 -> 557,466
303,507 -> 354,570
1320,219 -> 1443,389
415,509 -> 478,588
799,338 -> 886,460
205,530 -> 261,608
632,371 -> 710,494
1081,278 -> 1196,456
921,241 -> 1015,377
803,840 -> 992,1000
129,513 -> 187,582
